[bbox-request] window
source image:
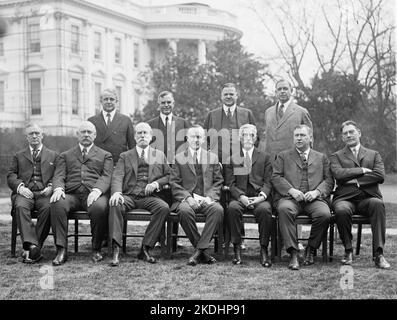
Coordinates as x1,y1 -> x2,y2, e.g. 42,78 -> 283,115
28,24 -> 40,53
95,82 -> 102,114
71,25 -> 80,54
72,79 -> 79,115
114,37 -> 121,64
0,81 -> 4,111
115,85 -> 122,110
29,78 -> 41,115
133,42 -> 139,68
0,41 -> 4,56
94,32 -> 102,59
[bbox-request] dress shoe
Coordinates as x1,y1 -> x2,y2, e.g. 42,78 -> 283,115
154,241 -> 161,248
92,251 -> 103,263
52,247 -> 67,266
260,246 -> 271,268
201,250 -> 217,264
303,246 -> 315,266
288,250 -> 299,270
137,246 -> 156,264
22,250 -> 43,264
29,244 -> 41,261
187,249 -> 202,266
232,244 -> 242,265
341,251 -> 353,265
374,254 -> 391,269
110,244 -> 120,267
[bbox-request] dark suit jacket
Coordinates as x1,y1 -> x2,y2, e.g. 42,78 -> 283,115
170,148 -> 223,211
204,106 -> 255,163
7,146 -> 58,195
111,146 -> 170,195
330,145 -> 385,202
271,148 -> 334,204
264,101 -> 312,162
52,145 -> 113,194
88,111 -> 135,165
147,115 -> 190,164
224,147 -> 272,201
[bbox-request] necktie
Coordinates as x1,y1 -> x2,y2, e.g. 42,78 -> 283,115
106,113 -> 111,126
352,148 -> 358,160
32,148 -> 39,160
82,148 -> 87,161
165,116 -> 169,129
193,151 -> 198,164
140,148 -> 145,161
226,108 -> 232,119
300,152 -> 307,165
244,152 -> 252,172
278,104 -> 284,120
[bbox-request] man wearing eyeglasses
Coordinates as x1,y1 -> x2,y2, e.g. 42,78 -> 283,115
88,88 -> 135,166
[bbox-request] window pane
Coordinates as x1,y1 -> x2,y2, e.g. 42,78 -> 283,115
72,79 -> 79,115
94,32 -> 102,59
0,81 -> 4,112
115,37 -> 121,63
95,82 -> 102,114
29,24 -> 40,53
71,25 -> 79,54
133,43 -> 139,68
30,78 -> 41,115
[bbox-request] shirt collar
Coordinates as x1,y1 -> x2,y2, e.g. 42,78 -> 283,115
278,99 -> 291,111
79,143 -> 93,154
349,143 -> 361,154
189,147 -> 201,160
160,113 -> 173,126
136,145 -> 149,159
102,109 -> 116,122
296,147 -> 310,159
29,144 -> 43,154
223,104 -> 236,117
243,147 -> 254,159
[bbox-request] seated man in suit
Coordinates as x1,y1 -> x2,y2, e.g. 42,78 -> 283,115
224,124 -> 273,267
170,125 -> 224,266
272,125 -> 334,270
50,121 -> 113,266
330,120 -> 390,269
108,122 -> 170,266
7,123 -> 58,263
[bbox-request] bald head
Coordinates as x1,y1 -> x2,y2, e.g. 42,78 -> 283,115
77,121 -> 97,147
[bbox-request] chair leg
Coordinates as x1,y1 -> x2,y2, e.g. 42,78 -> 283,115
74,219 -> 79,253
166,218 -> 173,258
329,223 -> 334,262
11,215 -> 17,257
160,225 -> 166,257
322,229 -> 328,263
122,218 -> 127,254
356,223 -> 362,255
277,220 -> 282,261
270,216 -> 277,262
172,221 -> 178,252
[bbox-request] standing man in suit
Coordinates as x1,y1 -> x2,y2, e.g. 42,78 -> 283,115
264,79 -> 313,164
224,124 -> 273,267
330,120 -> 390,269
88,88 -> 135,166
204,83 -> 255,249
50,121 -> 113,266
147,91 -> 190,165
108,122 -> 170,266
7,124 -> 58,263
170,125 -> 224,266
272,125 -> 334,270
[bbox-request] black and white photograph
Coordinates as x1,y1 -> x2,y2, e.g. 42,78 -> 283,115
0,0 -> 395,306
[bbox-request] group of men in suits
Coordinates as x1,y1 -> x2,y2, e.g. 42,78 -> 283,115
7,81 -> 391,270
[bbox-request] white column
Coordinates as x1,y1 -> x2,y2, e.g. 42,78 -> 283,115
198,39 -> 206,64
105,28 -> 113,87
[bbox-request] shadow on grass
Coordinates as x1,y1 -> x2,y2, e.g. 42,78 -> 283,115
0,221 -> 396,300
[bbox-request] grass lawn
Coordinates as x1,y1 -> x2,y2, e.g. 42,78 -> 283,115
1,222 -> 396,300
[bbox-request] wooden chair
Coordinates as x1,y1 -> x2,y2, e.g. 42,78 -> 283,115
329,214 -> 372,260
277,214 -> 329,263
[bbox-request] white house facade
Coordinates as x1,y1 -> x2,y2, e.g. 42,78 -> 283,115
0,0 -> 241,135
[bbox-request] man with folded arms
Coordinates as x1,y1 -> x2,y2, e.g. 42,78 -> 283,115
330,120 -> 390,269
170,125 -> 224,266
224,124 -> 273,267
272,125 -> 334,270
50,121 -> 113,266
108,122 -> 170,266
7,123 -> 58,263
